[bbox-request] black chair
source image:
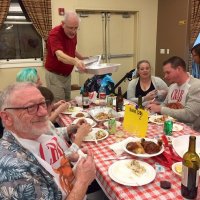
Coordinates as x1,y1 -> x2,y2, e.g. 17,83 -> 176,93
112,68 -> 136,98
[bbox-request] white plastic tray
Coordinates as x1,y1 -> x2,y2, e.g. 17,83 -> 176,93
85,63 -> 121,75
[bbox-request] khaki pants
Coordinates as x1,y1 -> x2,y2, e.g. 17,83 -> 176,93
45,69 -> 71,102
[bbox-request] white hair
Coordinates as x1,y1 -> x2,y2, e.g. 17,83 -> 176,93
64,10 -> 81,23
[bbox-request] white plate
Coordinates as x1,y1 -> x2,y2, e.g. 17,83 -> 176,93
83,128 -> 109,142
172,135 -> 200,158
149,115 -> 174,125
108,159 -> 156,186
62,106 -> 83,115
72,117 -> 97,127
124,137 -> 164,158
173,124 -> 183,132
172,162 -> 200,177
171,162 -> 182,177
118,111 -> 125,118
88,106 -> 120,122
71,111 -> 88,118
103,121 -> 121,128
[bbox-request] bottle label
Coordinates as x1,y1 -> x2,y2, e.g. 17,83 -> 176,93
82,97 -> 89,106
117,102 -> 123,111
108,118 -> 116,134
99,92 -> 106,99
182,165 -> 199,187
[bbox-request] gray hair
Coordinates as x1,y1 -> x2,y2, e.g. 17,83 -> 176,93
64,10 -> 81,23
0,82 -> 36,111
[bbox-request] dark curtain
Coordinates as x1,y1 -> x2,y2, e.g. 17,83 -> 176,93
0,0 -> 10,28
20,0 -> 52,62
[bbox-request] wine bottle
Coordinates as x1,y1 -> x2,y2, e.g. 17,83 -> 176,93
137,95 -> 144,109
82,87 -> 89,109
181,136 -> 200,199
116,87 -> 123,112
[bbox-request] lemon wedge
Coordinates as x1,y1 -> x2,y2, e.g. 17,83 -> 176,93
175,164 -> 182,175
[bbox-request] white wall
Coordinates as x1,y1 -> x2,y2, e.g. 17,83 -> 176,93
0,0 -> 158,91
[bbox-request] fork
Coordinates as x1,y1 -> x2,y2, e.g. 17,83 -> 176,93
103,156 -> 128,161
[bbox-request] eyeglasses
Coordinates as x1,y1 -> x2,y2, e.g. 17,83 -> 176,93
65,25 -> 79,31
4,100 -> 49,115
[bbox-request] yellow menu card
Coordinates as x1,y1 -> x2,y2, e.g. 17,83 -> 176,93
123,104 -> 149,137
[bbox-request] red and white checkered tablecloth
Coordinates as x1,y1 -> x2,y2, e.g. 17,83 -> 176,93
58,113 -> 200,200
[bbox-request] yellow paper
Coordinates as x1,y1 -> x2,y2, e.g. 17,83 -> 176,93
123,104 -> 148,137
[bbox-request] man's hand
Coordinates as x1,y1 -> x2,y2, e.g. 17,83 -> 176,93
73,123 -> 91,147
146,103 -> 161,113
76,118 -> 88,127
75,58 -> 86,72
144,90 -> 157,101
75,150 -> 96,186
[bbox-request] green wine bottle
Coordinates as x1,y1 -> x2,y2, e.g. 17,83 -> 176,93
181,136 -> 200,199
137,95 -> 144,109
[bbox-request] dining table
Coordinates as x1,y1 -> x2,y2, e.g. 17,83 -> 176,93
57,103 -> 200,200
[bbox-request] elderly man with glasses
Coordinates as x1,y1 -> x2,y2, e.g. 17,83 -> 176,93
0,82 -> 96,200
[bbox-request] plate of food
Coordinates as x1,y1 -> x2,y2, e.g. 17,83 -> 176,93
72,117 -> 97,127
124,137 -> 164,158
172,124 -> 183,132
108,159 -> 156,186
171,162 -> 200,177
172,135 -> 200,158
149,115 -> 175,125
62,106 -> 83,115
88,106 -> 120,122
83,128 -> 109,142
171,162 -> 182,177
71,112 -> 88,118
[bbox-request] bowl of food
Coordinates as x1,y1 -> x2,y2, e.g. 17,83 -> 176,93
88,106 -> 120,122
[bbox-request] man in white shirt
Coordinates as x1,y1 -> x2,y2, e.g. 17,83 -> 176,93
147,56 -> 200,131
0,82 -> 96,200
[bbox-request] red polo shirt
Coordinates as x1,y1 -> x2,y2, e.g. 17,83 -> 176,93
45,25 -> 77,76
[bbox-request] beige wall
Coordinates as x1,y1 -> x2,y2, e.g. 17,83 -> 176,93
0,0 -> 158,92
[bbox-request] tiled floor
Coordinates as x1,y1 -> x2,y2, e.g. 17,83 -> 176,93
87,189 -> 109,200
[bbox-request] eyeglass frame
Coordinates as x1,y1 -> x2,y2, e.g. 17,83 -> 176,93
3,100 -> 49,115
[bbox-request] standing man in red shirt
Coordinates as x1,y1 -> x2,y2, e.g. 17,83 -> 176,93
45,11 -> 86,101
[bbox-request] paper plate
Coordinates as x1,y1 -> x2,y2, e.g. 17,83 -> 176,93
124,137 -> 164,158
172,135 -> 200,158
72,117 -> 97,127
83,128 -> 109,142
172,124 -> 183,132
71,111 -> 88,118
172,162 -> 200,177
108,159 -> 156,186
62,106 -> 83,115
171,162 -> 182,177
149,115 -> 174,125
